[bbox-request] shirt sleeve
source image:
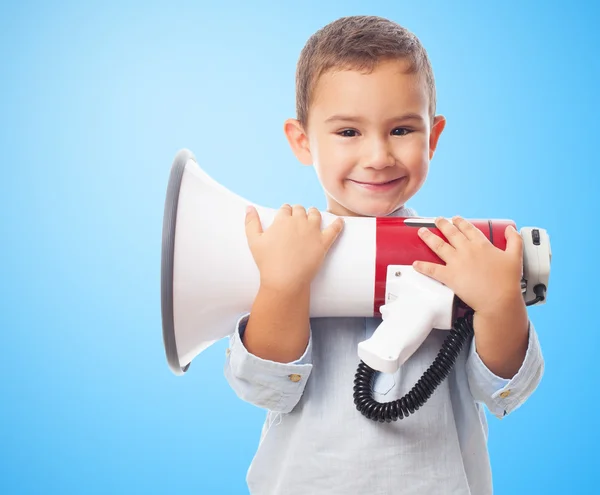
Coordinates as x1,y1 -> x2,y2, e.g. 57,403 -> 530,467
223,313 -> 313,413
465,319 -> 544,419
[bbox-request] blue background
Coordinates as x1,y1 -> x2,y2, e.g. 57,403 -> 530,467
2,1 -> 598,493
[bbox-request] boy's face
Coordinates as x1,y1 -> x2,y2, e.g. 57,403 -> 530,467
285,58 -> 445,217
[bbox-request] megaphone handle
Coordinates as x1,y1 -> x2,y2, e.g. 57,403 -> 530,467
357,302 -> 436,374
358,265 -> 456,374
353,309 -> 475,422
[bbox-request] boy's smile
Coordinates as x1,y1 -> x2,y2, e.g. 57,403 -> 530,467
285,58 -> 446,217
348,176 -> 407,192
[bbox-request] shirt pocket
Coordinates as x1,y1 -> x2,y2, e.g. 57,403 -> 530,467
373,372 -> 396,395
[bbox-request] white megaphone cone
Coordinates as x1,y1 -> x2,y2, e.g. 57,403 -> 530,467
162,149 -> 383,374
161,149 -> 551,379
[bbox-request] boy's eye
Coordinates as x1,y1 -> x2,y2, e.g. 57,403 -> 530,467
336,128 -> 412,137
392,127 -> 412,136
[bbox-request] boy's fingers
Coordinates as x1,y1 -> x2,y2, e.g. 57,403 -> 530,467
322,217 -> 344,250
276,204 -> 293,218
307,207 -> 321,224
505,225 -> 523,259
452,216 -> 487,243
244,205 -> 263,239
292,204 -> 307,218
412,260 -> 448,285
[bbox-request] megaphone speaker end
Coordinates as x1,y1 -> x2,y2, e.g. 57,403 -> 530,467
161,149 -> 197,375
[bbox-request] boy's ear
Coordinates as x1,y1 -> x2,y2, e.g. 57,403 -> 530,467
429,115 -> 446,160
284,118 -> 313,165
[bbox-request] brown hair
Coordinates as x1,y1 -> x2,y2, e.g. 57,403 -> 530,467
295,16 -> 436,127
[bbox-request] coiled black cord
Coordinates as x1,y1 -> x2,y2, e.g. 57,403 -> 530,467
353,309 -> 475,422
353,284 -> 547,422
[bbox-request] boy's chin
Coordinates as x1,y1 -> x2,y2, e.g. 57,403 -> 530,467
330,201 -> 403,218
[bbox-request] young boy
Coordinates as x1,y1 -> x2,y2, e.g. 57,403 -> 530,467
225,15 -> 543,495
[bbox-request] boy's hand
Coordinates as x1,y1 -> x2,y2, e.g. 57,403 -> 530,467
412,216 -> 524,317
244,205 -> 344,294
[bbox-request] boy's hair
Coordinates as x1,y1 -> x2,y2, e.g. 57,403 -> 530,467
296,16 -> 436,127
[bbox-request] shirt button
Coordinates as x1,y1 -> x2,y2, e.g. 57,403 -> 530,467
225,348 -> 231,357
499,390 -> 511,398
289,374 -> 302,382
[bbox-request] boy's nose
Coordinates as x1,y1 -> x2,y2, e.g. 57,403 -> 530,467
365,140 -> 395,170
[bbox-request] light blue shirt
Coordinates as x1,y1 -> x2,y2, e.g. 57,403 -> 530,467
224,207 -> 544,495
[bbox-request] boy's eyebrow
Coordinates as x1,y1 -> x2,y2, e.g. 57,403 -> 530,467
324,113 -> 425,124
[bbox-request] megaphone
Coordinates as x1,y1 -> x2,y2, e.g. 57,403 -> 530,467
161,149 -> 552,389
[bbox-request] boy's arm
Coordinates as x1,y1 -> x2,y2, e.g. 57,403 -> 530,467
224,286 -> 314,414
224,204 -> 343,414
465,311 -> 544,419
242,284 -> 311,363
411,216 -> 545,419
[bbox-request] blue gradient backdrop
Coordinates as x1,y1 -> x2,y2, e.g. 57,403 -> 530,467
2,1 -> 598,494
